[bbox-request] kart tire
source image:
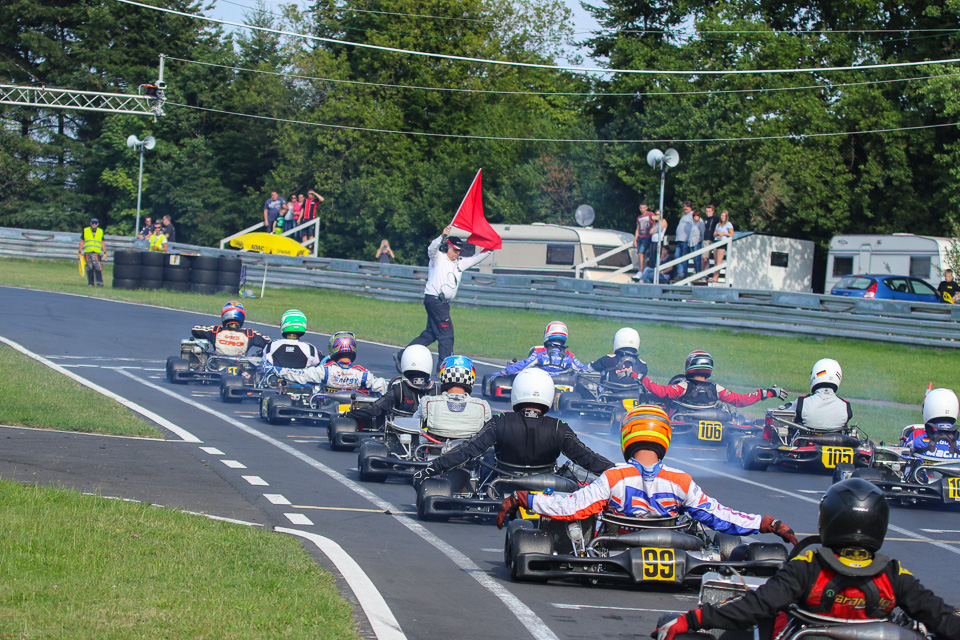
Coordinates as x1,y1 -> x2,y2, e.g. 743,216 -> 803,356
166,356 -> 189,383
113,250 -> 141,266
832,462 -> 856,484
417,477 -> 453,522
669,374 -> 687,386
726,436 -> 745,464
112,278 -> 140,290
216,283 -> 239,294
328,417 -> 359,452
740,437 -> 769,471
259,390 -> 279,420
191,256 -> 220,271
714,532 -> 742,561
190,268 -> 219,285
509,530 -> 552,582
503,519 -> 536,567
267,395 -> 293,425
112,263 -> 141,280
852,467 -> 885,483
609,408 -> 626,435
218,256 -> 243,273
556,391 -> 577,416
139,278 -> 163,290
163,267 -> 191,283
358,441 -> 390,482
140,251 -> 166,268
140,265 -> 164,281
191,283 -> 218,295
219,374 -> 244,403
217,270 -> 242,286
163,281 -> 191,292
743,542 -> 788,563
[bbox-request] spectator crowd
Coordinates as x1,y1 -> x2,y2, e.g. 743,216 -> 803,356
634,200 -> 735,284
263,189 -> 324,243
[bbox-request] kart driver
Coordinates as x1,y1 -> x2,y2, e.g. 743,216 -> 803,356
792,358 -> 853,430
266,330 -> 388,395
412,368 -> 614,485
496,405 -> 800,547
586,327 -> 649,382
413,355 -> 492,441
655,478 -> 960,640
906,387 -> 960,457
191,301 -> 270,357
261,309 -> 322,369
342,345 -> 439,427
626,350 -> 787,408
493,321 -> 590,377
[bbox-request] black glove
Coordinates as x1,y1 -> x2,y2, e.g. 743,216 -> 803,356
765,386 -> 788,400
412,464 -> 439,488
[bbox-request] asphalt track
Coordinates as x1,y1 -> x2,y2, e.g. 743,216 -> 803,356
1,286 -> 958,640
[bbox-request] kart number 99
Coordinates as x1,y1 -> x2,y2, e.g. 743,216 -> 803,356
947,478 -> 960,501
821,446 -> 854,468
697,421 -> 723,441
640,548 -> 676,581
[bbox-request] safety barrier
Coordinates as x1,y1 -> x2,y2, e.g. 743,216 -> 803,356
1,226 -> 958,348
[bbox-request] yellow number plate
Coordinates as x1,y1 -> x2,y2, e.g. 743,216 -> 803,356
519,491 -> 541,519
227,366 -> 238,375
946,478 -> 960,500
640,548 -> 677,581
337,404 -> 351,414
698,420 -> 723,441
821,446 -> 854,468
622,398 -> 640,410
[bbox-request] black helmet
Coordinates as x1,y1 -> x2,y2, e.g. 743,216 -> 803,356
819,478 -> 889,552
445,236 -> 464,251
684,350 -> 713,379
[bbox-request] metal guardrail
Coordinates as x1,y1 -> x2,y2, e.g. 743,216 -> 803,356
2,226 -> 959,348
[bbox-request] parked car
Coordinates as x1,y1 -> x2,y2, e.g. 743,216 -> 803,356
830,274 -> 941,303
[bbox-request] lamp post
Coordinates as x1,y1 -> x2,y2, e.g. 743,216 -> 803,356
125,134 -> 156,237
646,148 -> 679,285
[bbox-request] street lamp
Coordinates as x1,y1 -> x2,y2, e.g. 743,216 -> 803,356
126,134 -> 156,237
646,148 -> 679,285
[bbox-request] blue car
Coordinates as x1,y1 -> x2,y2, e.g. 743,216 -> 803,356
830,274 -> 941,303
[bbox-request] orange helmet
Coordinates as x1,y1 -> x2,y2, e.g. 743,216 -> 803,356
620,405 -> 672,462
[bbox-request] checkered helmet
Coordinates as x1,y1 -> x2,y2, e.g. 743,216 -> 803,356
438,355 -> 476,392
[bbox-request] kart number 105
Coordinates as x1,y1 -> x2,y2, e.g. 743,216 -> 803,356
697,421 -> 723,441
821,446 -> 854,468
947,478 -> 960,501
640,548 -> 676,581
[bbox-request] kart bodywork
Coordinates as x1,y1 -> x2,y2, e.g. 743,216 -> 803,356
166,338 -> 258,385
556,371 -> 656,431
259,383 -> 378,433
357,417 -> 445,482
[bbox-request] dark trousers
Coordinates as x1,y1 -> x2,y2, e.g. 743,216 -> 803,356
84,253 -> 103,286
408,295 -> 453,370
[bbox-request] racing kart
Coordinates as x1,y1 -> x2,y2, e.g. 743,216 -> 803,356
357,416 -> 445,482
729,406 -> 874,473
556,371 -> 657,432
165,338 -> 258,384
833,424 -> 960,507
219,362 -> 276,403
481,368 -> 580,406
504,510 -> 787,585
259,382 -> 378,434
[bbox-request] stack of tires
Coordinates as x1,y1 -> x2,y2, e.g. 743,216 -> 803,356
217,256 -> 243,294
111,251 -> 244,295
190,255 -> 220,295
112,250 -> 141,290
162,254 -> 191,292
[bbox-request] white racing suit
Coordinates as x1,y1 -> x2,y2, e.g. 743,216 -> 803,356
263,339 -> 322,369
528,460 -> 763,535
277,361 -> 388,395
792,387 -> 853,430
413,392 -> 492,440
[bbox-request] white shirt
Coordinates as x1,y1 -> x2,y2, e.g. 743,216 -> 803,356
423,235 -> 491,300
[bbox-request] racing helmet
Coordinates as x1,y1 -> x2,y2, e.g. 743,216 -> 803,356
510,368 -> 555,413
328,331 -> 357,362
438,355 -> 476,393
221,301 -> 245,328
613,327 -> 640,354
810,358 -> 842,392
280,309 -> 307,338
620,405 -> 672,462
922,388 -> 959,428
684,350 -> 713,379
543,321 -> 569,348
400,345 -> 434,390
819,478 -> 889,553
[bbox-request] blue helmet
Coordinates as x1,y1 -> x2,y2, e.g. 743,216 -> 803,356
221,301 -> 245,328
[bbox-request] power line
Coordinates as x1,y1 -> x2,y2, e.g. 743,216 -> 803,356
115,0 -> 960,76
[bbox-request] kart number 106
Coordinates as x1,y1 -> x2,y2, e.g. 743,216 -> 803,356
640,548 -> 676,581
698,421 -> 723,442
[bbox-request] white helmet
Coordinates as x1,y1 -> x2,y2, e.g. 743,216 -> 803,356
810,358 -> 842,391
400,345 -> 433,390
613,327 -> 640,353
923,388 -> 959,427
511,368 -> 556,411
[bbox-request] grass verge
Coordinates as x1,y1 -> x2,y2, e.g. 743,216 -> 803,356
0,480 -> 358,640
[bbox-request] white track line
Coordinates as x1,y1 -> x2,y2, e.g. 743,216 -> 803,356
0,336 -> 200,443
114,367 -> 560,640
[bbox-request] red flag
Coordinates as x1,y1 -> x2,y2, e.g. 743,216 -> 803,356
451,169 -> 502,251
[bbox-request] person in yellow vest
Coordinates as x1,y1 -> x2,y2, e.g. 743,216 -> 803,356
148,221 -> 168,252
78,218 -> 107,287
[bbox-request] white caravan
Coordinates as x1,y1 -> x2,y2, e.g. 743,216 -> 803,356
825,234 -> 953,292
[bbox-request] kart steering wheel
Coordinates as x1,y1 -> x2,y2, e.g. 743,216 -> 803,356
668,374 -> 687,386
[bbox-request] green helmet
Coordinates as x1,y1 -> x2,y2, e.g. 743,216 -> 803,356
280,309 -> 307,337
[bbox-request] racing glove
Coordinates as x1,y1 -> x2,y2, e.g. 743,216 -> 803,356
496,491 -> 530,529
760,515 -> 799,545
762,386 -> 788,400
655,610 -> 701,640
412,463 -> 440,488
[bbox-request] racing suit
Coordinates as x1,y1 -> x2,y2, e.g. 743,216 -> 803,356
414,392 -> 492,440
683,548 -> 960,638
528,459 -> 765,535
642,376 -> 775,408
262,339 -> 322,369
191,325 -> 270,357
277,361 -> 389,395
344,378 -> 441,427
423,410 -> 614,476
588,350 -> 648,384
497,345 -> 589,377
793,387 -> 853,430
907,425 -> 960,457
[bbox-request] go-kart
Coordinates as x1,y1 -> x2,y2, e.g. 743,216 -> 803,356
666,400 -> 765,445
481,368 -> 580,406
219,362 -> 276,403
165,338 -> 258,384
357,416 -> 446,482
556,371 -> 657,431
729,406 -> 874,473
504,510 -> 787,585
416,459 -> 590,522
833,424 -> 960,507
259,381 -> 378,434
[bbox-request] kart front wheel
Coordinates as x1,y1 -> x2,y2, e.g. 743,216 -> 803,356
267,396 -> 293,425
417,478 -> 452,522
166,357 -> 189,384
740,437 -> 769,471
509,529 -> 552,582
358,441 -> 389,482
219,374 -> 243,403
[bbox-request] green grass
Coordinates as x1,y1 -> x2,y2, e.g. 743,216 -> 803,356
0,346 -> 161,437
0,480 -> 358,640
3,257 -> 954,442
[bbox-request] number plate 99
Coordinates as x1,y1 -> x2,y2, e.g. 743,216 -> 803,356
640,548 -> 676,581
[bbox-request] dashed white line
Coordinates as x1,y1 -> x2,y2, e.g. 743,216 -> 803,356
553,603 -> 685,613
200,447 -> 224,455
284,513 -> 314,526
242,475 -> 269,486
264,494 -> 290,505
222,460 -> 246,469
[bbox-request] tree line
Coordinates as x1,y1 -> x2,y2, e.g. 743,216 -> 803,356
2,0 -> 959,288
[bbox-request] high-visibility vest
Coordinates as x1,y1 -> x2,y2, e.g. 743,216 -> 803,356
82,227 -> 104,253
149,233 -> 167,251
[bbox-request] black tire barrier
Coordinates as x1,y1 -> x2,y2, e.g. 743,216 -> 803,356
164,267 -> 191,283
165,254 -> 191,270
192,255 -> 220,271
190,268 -> 218,285
140,265 -> 164,281
217,270 -> 242,286
141,252 -> 166,267
140,278 -> 163,290
164,281 -> 191,292
113,250 -> 141,266
218,256 -> 243,273
112,263 -> 141,280
191,283 -> 218,295
112,278 -> 140,290
216,283 -> 238,294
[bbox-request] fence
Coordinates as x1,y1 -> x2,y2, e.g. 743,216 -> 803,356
2,226 -> 958,349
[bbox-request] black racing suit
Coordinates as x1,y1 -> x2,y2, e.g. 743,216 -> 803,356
588,349 -> 648,384
345,377 -> 440,428
696,547 -> 960,638
425,410 -> 614,476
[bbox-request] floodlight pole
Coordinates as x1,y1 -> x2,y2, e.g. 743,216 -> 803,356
134,142 -> 145,237
654,165 -> 667,285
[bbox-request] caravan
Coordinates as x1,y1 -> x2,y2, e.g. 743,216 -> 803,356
825,234 -> 953,293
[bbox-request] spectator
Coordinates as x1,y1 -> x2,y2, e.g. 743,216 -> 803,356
284,196 -> 296,232
376,239 -> 395,264
137,216 -> 153,239
634,201 -> 655,273
162,215 -> 176,244
939,268 -> 959,303
674,201 -> 695,278
702,205 -> 718,271
292,193 -> 306,240
148,221 -> 168,252
301,189 -> 323,245
78,217 -> 107,287
262,191 -> 286,233
687,210 -> 706,274
710,210 -> 734,282
641,243 -> 674,284
647,209 -> 667,271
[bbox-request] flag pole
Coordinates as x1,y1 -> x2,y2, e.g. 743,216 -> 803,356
449,168 -> 482,228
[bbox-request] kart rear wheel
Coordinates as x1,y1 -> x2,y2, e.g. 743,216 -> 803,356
219,375 -> 244,403
267,396 -> 293,425
166,357 -> 189,383
417,478 -> 453,522
358,441 -> 390,482
509,530 -> 552,582
740,437 -> 769,471
259,390 -> 278,420
714,532 -> 742,561
726,436 -> 744,464
503,519 -> 536,567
